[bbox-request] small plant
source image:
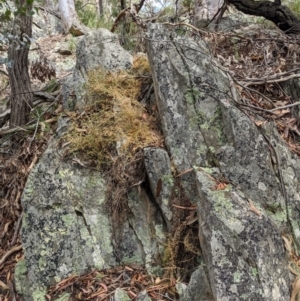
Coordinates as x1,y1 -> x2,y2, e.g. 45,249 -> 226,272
68,35 -> 77,52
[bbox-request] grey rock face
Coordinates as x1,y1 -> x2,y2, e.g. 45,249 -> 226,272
181,266 -> 214,301
16,22 -> 300,301
144,147 -> 174,230
17,141 -> 165,299
20,143 -> 115,290
32,9 -> 63,39
146,23 -> 230,203
146,24 -> 292,300
196,168 -> 290,300
75,28 -> 132,74
62,28 -> 133,110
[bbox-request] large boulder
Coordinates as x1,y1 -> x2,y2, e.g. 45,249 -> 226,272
16,142 -> 166,301
15,22 -> 300,301
146,23 -> 294,300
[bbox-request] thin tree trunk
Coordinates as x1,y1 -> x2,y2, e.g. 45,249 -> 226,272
120,0 -> 126,10
96,0 -> 104,16
58,0 -> 78,33
8,0 -> 33,128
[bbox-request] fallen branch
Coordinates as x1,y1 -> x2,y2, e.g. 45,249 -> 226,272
0,91 -> 59,125
0,124 -> 37,135
242,72 -> 300,86
268,101 -> 300,112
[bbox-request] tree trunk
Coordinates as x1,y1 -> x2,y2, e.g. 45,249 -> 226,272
120,0 -> 126,10
193,0 -> 224,21
227,0 -> 300,34
8,0 -> 33,129
58,0 -> 78,33
96,0 -> 104,16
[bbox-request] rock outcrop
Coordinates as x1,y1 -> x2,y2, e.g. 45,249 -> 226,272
16,23 -> 300,301
146,23 -> 293,300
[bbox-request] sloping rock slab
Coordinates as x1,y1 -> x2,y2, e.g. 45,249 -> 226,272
144,147 -> 173,230
195,168 -> 290,300
18,141 -> 165,299
146,24 -> 293,300
20,143 -> 116,289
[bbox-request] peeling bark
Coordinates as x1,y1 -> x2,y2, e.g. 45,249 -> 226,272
8,0 -> 33,128
227,0 -> 300,34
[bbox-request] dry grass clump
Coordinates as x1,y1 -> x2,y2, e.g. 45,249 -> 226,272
66,56 -> 162,167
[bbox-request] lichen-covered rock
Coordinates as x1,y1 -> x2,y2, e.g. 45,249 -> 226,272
17,141 -> 164,300
195,168 -> 290,300
180,266 -> 213,301
146,23 -> 230,202
20,143 -> 115,291
127,186 -> 166,275
146,24 -> 293,300
144,147 -> 174,230
62,28 -> 133,110
74,28 -> 132,73
260,123 -> 300,248
114,288 -> 130,301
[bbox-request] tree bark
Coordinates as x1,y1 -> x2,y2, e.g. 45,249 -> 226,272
58,0 -> 78,33
96,0 -> 104,16
227,0 -> 300,34
120,0 -> 126,10
193,0 -> 224,21
8,0 -> 33,128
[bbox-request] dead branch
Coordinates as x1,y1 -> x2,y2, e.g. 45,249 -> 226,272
242,69 -> 300,86
0,91 -> 58,123
227,0 -> 300,34
111,0 -> 146,33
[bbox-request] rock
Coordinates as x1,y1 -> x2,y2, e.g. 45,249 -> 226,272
146,23 -> 230,203
146,24 -> 293,300
180,266 -> 213,301
32,8 -> 64,39
17,143 -> 159,296
195,168 -> 290,300
144,147 -> 174,230
74,28 -> 132,74
16,144 -> 165,300
19,143 -> 114,292
136,290 -> 152,301
114,288 -> 130,301
14,260 -> 45,301
68,20 -> 89,36
260,123 -> 300,247
127,186 -> 166,275
62,28 -> 133,110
